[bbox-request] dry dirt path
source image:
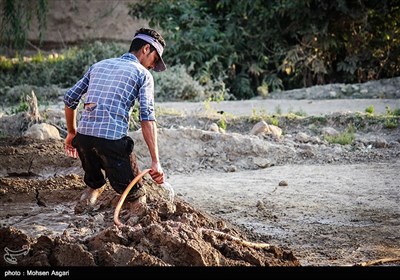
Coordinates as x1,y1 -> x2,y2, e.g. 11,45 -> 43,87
169,160 -> 400,266
158,99 -> 400,116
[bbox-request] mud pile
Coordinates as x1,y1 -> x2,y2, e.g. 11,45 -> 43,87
0,138 -> 299,266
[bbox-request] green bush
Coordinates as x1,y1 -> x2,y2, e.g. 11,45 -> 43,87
0,41 -> 126,88
324,124 -> 355,145
365,105 -> 375,114
0,43 -> 231,103
130,0 -> 400,99
154,64 -> 232,102
154,64 -> 205,101
384,106 -> 399,129
0,85 -> 64,106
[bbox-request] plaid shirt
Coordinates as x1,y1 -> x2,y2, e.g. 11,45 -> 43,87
64,53 -> 156,140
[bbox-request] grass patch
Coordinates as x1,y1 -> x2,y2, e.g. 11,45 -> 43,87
384,106 -> 399,129
324,124 -> 355,145
365,105 -> 374,114
250,108 -> 269,122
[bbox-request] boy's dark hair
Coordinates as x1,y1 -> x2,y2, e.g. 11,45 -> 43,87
129,28 -> 166,53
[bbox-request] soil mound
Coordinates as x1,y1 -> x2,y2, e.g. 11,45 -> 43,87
0,138 -> 299,266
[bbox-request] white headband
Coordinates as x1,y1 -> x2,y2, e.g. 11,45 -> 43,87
133,33 -> 166,72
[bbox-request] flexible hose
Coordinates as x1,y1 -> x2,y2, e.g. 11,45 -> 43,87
114,169 -> 151,227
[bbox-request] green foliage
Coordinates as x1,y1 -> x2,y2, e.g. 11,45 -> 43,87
365,105 -> 375,114
384,117 -> 398,129
286,112 -> 303,121
269,116 -> 279,127
129,104 -> 141,131
0,85 -> 63,106
292,109 -> 307,117
310,116 -> 328,125
324,124 -> 356,145
129,0 -> 400,99
154,64 -> 203,101
250,108 -> 268,122
2,0 -> 399,101
0,42 -> 227,102
257,84 -> 269,99
1,0 -> 48,49
0,41 -> 126,88
10,93 -> 29,114
384,106 -> 399,129
217,115 -> 227,130
386,106 -> 394,116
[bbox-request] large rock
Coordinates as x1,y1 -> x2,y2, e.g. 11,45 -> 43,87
24,123 -> 61,140
250,121 -> 282,138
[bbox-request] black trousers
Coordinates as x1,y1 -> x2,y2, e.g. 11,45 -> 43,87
72,133 -> 137,194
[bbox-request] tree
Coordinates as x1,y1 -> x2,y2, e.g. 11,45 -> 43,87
129,0 -> 400,99
0,0 -> 48,50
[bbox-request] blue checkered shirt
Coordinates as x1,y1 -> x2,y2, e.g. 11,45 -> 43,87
64,53 -> 156,140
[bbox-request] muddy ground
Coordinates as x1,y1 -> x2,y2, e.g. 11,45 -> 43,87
0,135 -> 298,267
0,96 -> 399,268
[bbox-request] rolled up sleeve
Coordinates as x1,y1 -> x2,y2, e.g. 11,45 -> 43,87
138,73 -> 156,121
64,69 -> 91,109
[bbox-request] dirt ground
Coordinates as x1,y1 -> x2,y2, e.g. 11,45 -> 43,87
170,162 -> 400,266
0,97 -> 399,268
0,137 -> 299,267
